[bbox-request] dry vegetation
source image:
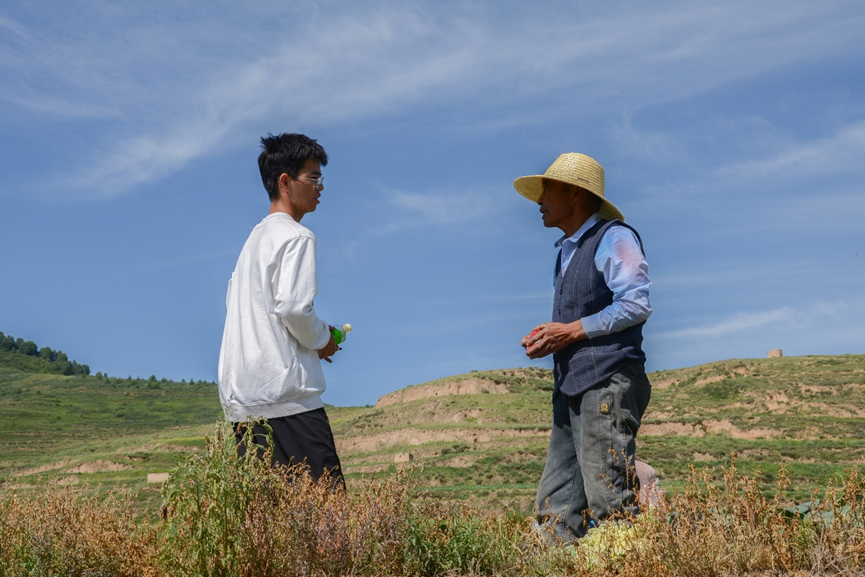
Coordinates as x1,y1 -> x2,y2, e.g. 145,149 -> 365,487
1,421 -> 863,576
2,355 -> 865,574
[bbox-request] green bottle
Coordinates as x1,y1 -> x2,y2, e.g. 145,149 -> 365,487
330,323 -> 352,346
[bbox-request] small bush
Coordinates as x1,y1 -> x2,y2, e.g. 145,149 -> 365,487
0,486 -> 159,576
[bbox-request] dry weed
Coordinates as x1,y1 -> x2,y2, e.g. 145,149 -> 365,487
0,485 -> 159,576
551,457 -> 865,577
3,423 -> 862,576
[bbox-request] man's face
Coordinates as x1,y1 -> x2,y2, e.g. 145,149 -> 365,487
537,180 -> 579,231
285,158 -> 323,219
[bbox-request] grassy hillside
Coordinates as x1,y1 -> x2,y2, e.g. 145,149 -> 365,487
329,355 -> 865,509
2,354 -> 863,514
0,366 -> 221,510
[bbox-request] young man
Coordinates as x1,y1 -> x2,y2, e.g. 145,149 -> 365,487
218,132 -> 343,487
514,153 -> 652,541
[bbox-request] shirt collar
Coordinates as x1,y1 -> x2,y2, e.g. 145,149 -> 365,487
554,212 -> 602,248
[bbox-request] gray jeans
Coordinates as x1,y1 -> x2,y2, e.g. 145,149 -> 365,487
535,362 -> 651,541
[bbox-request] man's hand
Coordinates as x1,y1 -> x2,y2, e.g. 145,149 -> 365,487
318,332 -> 339,363
521,321 -> 586,359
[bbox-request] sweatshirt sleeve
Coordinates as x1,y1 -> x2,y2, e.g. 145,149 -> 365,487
272,236 -> 331,350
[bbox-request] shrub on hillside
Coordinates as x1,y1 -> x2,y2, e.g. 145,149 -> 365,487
0,487 -> 159,576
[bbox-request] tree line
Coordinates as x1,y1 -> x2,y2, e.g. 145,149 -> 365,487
0,331 -> 90,376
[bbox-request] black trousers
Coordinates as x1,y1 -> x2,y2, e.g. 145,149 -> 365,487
234,407 -> 345,490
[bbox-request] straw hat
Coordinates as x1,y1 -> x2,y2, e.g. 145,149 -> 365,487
513,153 -> 624,221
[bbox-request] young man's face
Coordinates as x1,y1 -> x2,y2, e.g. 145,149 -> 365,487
283,158 -> 323,220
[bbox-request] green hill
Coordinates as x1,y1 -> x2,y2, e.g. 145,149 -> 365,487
1,349 -> 863,514
0,331 -> 91,376
0,365 -> 221,511
330,356 -> 865,510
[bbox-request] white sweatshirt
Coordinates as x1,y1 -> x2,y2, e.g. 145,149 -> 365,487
218,212 -> 331,422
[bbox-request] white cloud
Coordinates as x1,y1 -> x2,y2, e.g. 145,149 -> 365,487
657,307 -> 795,339
648,297 -> 865,370
609,115 -> 683,162
384,187 -> 492,227
717,120 -> 865,183
634,117 -> 865,226
3,0 -> 864,198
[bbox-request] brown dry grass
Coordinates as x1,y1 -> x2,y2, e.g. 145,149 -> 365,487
0,487 -> 160,576
551,460 -> 865,577
1,422 -> 863,576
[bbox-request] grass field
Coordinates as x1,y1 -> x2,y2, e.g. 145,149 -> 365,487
3,420 -> 863,576
2,354 -> 864,514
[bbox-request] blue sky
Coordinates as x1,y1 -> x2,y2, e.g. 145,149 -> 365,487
1,0 -> 864,407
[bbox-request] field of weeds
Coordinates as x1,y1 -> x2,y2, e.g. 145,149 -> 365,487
2,421 -> 863,577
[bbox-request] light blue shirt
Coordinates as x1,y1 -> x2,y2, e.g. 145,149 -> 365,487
556,213 -> 652,339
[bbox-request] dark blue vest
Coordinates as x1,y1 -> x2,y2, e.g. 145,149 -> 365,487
552,219 -> 646,397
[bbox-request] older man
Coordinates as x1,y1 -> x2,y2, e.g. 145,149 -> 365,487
515,153 -> 652,541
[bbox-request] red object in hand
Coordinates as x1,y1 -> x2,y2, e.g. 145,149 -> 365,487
530,329 -> 540,338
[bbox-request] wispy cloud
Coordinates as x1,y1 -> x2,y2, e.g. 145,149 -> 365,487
382,187 -> 494,228
635,117 -> 865,226
717,120 -> 865,183
657,307 -> 795,339
4,0 -> 864,198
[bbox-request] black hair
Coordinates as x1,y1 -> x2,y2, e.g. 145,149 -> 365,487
258,133 -> 328,201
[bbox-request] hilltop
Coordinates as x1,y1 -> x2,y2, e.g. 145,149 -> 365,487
0,331 -> 90,376
2,349 -> 863,513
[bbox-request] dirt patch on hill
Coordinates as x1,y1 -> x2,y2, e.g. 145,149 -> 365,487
651,379 -> 678,389
343,464 -> 390,474
640,422 -> 705,437
641,420 -> 775,439
804,402 -> 864,418
123,444 -> 201,453
439,455 -> 480,468
444,408 -> 481,421
800,385 -> 836,395
376,378 -> 509,408
765,393 -> 792,413
336,427 -> 546,454
696,375 -> 726,386
64,460 -> 134,474
14,460 -> 72,477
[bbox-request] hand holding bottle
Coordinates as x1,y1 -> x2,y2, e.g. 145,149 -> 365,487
330,323 -> 352,346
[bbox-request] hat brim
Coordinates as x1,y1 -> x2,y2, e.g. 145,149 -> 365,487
513,175 -> 625,222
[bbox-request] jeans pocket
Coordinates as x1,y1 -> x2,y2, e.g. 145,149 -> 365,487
622,411 -> 640,437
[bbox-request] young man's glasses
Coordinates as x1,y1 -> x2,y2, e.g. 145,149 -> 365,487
299,175 -> 324,188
